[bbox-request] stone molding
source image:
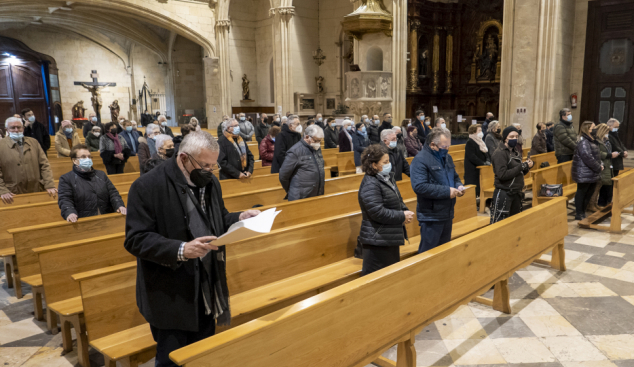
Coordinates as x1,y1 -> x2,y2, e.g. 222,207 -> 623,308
269,6 -> 295,17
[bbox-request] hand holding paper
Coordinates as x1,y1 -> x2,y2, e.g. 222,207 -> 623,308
211,208 -> 281,247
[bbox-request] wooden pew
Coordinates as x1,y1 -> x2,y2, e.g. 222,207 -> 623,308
254,160 -> 262,169
449,144 -> 465,152
0,193 -> 129,300
219,174 -> 282,196
169,198 -> 568,367
321,148 -> 338,168
246,142 -> 258,158
251,165 -> 332,178
336,151 -> 356,175
579,168 -> 634,233
222,173 -> 365,212
531,161 -> 576,208
450,150 -> 465,160
524,151 -> 557,190
0,180 -> 135,207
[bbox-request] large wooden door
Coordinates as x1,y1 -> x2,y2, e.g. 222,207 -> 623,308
0,61 -> 48,129
582,0 -> 634,148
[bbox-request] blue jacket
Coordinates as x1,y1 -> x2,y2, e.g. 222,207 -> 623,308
411,145 -> 463,222
351,131 -> 370,166
121,130 -> 140,156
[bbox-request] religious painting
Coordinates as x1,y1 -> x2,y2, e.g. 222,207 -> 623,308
301,98 -> 315,110
327,98 -> 336,110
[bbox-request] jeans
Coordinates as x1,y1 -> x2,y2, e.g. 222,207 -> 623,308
575,182 -> 597,217
418,220 -> 453,253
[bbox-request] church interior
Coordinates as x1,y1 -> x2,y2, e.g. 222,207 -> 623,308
1,0 -> 634,366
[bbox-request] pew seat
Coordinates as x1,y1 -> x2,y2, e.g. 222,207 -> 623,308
90,323 -> 155,365
48,296 -> 83,317
22,274 -> 42,288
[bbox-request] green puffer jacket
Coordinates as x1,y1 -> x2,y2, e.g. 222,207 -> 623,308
598,139 -> 614,186
553,119 -> 577,156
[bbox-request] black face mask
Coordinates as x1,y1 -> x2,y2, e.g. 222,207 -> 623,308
164,148 -> 174,158
187,154 -> 213,188
263,118 -> 268,123
110,129 -> 117,135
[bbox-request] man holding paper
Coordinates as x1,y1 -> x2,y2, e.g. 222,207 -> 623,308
124,131 -> 260,367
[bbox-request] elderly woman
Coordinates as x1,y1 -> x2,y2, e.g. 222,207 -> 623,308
259,125 -> 280,167
352,123 -> 370,174
279,125 -> 326,201
393,126 -> 408,159
99,122 -> 131,174
58,144 -> 126,223
405,126 -> 423,157
571,121 -> 603,220
357,144 -> 414,275
85,125 -> 101,152
464,124 -> 490,197
485,120 -> 503,154
592,123 -> 615,211
338,119 -> 355,153
144,134 -> 174,173
55,120 -> 82,158
218,118 -> 255,180
189,117 -> 202,132
530,122 -> 548,156
137,123 -> 159,175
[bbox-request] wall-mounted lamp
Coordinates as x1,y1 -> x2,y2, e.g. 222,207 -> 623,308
313,47 -> 326,66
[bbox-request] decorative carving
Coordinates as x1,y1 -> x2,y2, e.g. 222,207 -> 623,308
269,7 -> 295,18
381,77 -> 390,98
315,76 -> 324,93
342,0 -> 392,40
109,100 -> 120,122
367,79 -> 377,98
407,17 -> 421,93
72,100 -> 86,119
242,74 -> 250,100
215,19 -> 231,31
351,78 -> 360,98
347,101 -> 387,118
470,19 -> 502,84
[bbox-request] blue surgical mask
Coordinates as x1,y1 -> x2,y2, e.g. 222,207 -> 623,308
380,162 -> 392,176
424,121 -> 430,126
567,115 -> 573,122
64,128 -> 73,134
418,116 -> 425,121
508,139 -> 518,148
232,126 -> 241,135
126,127 -> 133,132
318,118 -> 322,122
389,141 -> 397,149
9,132 -> 23,141
346,126 -> 352,131
365,119 -> 370,123
612,128 -> 619,132
374,120 -> 380,125
360,127 -> 366,133
77,158 -> 93,170
240,117 -> 245,121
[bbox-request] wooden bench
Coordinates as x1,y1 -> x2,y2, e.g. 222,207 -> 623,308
449,144 -> 465,152
169,198 -> 568,367
219,174 -> 282,195
0,180 -> 135,207
531,161 -> 576,208
336,151 -> 356,175
450,150 -> 465,160
524,151 -> 557,190
579,168 -> 634,233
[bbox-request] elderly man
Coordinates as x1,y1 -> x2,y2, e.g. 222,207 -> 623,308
411,128 -> 464,253
124,131 -> 260,367
272,114 -> 282,127
157,115 -> 175,137
138,123 -> 160,175
435,117 -> 448,131
281,115 -> 288,126
22,108 -> 51,156
279,125 -> 326,201
218,119 -> 255,180
554,108 -> 577,163
82,112 -> 102,138
237,112 -> 255,142
381,129 -> 410,181
120,120 -> 140,156
482,112 -> 494,139
145,134 -> 174,173
0,117 -> 56,204
254,113 -> 271,145
271,115 -> 302,174
392,126 -> 408,159
367,114 -> 380,144
378,112 -> 393,135
315,113 -> 325,129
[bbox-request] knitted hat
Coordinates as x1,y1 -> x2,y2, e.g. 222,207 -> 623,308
502,126 -> 519,141
61,120 -> 73,129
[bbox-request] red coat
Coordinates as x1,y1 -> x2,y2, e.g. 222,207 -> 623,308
259,136 -> 275,166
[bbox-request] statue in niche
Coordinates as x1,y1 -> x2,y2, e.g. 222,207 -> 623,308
477,34 -> 499,81
242,74 -> 250,100
109,100 -> 120,122
367,79 -> 377,98
315,76 -> 324,94
419,49 -> 428,77
380,78 -> 390,97
351,78 -> 360,98
72,100 -> 87,119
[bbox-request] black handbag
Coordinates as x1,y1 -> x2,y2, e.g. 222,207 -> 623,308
540,161 -> 551,168
540,184 -> 563,197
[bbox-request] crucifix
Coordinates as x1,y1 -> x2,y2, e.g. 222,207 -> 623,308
74,70 -> 116,121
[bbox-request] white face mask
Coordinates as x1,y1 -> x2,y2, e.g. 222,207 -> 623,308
161,122 -> 167,126
374,120 -> 380,125
93,132 -> 100,137
28,116 -> 36,123
91,117 -> 98,123
295,125 -> 303,134
477,132 -> 484,139
310,142 -> 320,150
441,123 -> 447,129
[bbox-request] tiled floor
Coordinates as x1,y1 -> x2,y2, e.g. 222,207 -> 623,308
1,209 -> 634,366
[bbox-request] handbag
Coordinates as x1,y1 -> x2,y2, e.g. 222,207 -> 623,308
540,184 -> 563,197
540,161 -> 550,168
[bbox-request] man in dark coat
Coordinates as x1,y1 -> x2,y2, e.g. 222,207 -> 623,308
324,120 -> 339,149
218,119 -> 255,180
378,112 -> 393,136
608,118 -> 627,177
271,116 -> 302,173
380,129 -> 410,182
314,113 -> 325,130
482,112 -> 494,139
254,114 -> 271,145
157,115 -> 175,137
82,112 -> 103,138
553,108 -> 577,163
279,125 -> 325,201
411,128 -> 464,254
21,108 -> 50,156
124,131 -> 260,367
412,110 -> 428,144
368,114 -> 381,144
545,122 -> 555,152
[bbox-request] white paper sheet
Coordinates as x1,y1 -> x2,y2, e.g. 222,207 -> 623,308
210,208 -> 281,247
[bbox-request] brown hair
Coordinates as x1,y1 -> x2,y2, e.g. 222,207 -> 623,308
269,126 -> 281,138
595,123 -> 610,140
70,144 -> 89,159
181,125 -> 192,137
361,144 -> 389,176
468,124 -> 482,135
579,121 -> 594,138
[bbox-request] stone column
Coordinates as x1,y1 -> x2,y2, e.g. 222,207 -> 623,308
407,18 -> 421,93
270,6 -> 295,115
214,19 -> 232,127
445,27 -> 453,94
392,0 -> 408,123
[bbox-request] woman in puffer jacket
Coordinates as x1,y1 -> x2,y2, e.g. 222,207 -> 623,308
357,144 -> 415,275
571,121 -> 603,220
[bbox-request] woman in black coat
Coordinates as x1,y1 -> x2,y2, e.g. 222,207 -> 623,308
338,120 -> 354,152
571,121 -> 603,220
464,124 -> 490,197
58,144 -> 126,223
271,120 -> 302,173
352,123 -> 370,172
324,119 -> 339,149
357,144 -> 414,275
218,120 -> 255,180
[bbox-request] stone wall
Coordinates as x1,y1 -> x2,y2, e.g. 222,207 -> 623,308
317,0 -> 353,98
570,0 -> 590,125
292,0 -> 320,95
172,35 -> 206,123
229,0 -> 260,106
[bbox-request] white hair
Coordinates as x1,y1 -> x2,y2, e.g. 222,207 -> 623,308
146,123 -> 158,136
5,116 -> 22,129
154,134 -> 173,150
158,115 -> 167,122
305,125 -> 324,139
222,118 -> 238,132
381,129 -> 396,141
342,119 -> 354,127
189,117 -> 199,125
392,127 -> 402,133
281,116 -> 288,124
489,120 -> 500,131
607,118 -> 619,127
178,131 -> 219,155
361,115 -> 368,120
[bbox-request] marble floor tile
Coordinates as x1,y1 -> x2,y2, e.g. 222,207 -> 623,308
539,336 -> 607,362
0,318 -> 47,345
514,299 -> 561,317
575,236 -> 611,248
435,318 -> 488,340
561,361 -> 619,367
622,262 -> 634,272
613,360 -> 634,367
443,339 -> 507,365
477,317 -> 535,339
468,302 -> 510,319
586,255 -> 629,269
607,251 -> 626,258
413,339 -> 455,366
565,282 -> 619,297
546,297 -> 634,335
416,323 -> 444,341
516,271 -> 560,284
612,269 -> 634,283
624,295 -> 634,307
0,346 -> 40,366
587,334 -> 634,360
529,283 -> 580,298
519,315 -> 582,337
20,346 -> 77,367
573,262 -> 601,275
492,337 -> 556,364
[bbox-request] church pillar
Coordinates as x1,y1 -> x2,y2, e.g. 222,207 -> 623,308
407,19 -> 421,93
270,6 -> 295,115
214,19 -> 232,128
392,0 -> 408,123
128,44 -> 137,121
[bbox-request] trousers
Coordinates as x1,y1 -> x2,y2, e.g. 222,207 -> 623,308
575,182 -> 597,217
105,163 -> 126,175
361,244 -> 400,276
418,220 -> 453,254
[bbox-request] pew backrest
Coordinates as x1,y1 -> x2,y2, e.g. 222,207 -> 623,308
220,174 -> 281,196
448,144 -> 465,152
336,151 -> 356,173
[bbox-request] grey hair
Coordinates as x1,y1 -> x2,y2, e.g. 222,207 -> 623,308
91,125 -> 101,131
5,116 -> 22,129
281,116 -> 288,124
305,125 -> 324,139
488,120 -> 500,131
158,114 -> 167,122
607,118 -> 619,127
559,108 -> 571,118
392,127 -> 402,133
154,134 -> 173,150
289,115 -> 300,124
146,123 -> 158,136
512,123 -> 521,129
189,117 -> 199,125
178,131 -> 219,156
342,119 -> 354,127
361,114 -> 368,120
380,129 -> 396,141
222,118 -> 238,132
428,127 -> 451,146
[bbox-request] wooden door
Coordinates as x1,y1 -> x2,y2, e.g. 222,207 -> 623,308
0,61 -> 48,130
582,0 -> 634,148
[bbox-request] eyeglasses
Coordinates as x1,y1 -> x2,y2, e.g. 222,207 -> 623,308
187,153 -> 216,171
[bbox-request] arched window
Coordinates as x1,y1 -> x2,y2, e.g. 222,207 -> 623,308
366,47 -> 383,71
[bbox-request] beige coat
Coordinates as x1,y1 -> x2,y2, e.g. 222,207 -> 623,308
55,129 -> 82,158
0,136 -> 55,196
